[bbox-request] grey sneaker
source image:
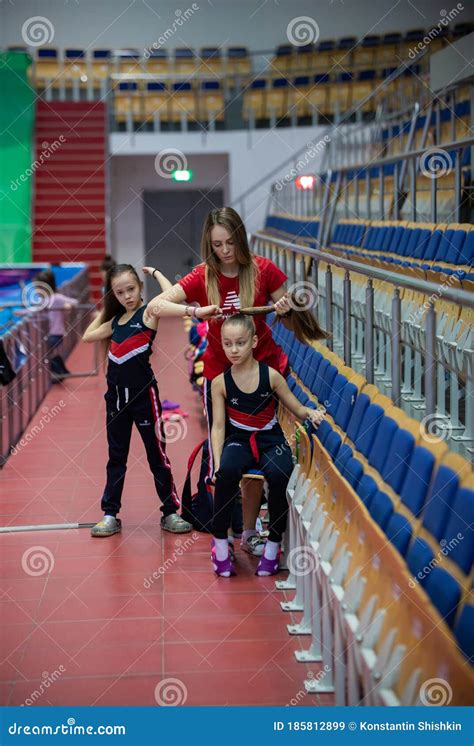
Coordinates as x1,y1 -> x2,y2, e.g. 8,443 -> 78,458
161,513 -> 193,533
91,516 -> 122,537
240,534 -> 265,557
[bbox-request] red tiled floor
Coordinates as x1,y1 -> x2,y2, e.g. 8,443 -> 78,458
0,319 -> 325,706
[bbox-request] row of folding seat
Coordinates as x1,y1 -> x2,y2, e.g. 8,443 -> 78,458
381,98 -> 471,153
113,81 -> 225,124
281,430 -> 473,705
271,24 -> 472,75
265,214 -> 320,240
273,321 -> 473,661
14,46 -> 251,83
332,219 -> 474,280
243,69 -> 422,120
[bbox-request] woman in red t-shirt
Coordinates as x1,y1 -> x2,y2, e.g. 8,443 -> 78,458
145,207 -> 293,556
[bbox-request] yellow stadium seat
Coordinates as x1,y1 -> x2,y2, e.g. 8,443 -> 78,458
143,83 -> 170,124
169,83 -> 197,123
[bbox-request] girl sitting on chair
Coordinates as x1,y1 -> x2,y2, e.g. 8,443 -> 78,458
210,313 -> 325,577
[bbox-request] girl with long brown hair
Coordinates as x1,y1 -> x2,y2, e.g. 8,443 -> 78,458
145,207 -> 328,557
82,263 -> 219,537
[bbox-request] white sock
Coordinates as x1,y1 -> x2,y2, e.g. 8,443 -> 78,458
242,529 -> 257,542
264,540 -> 280,560
104,514 -> 115,520
214,538 -> 229,561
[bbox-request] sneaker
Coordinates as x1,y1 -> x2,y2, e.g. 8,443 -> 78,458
256,549 -> 281,576
161,513 -> 193,533
91,516 -> 122,537
240,534 -> 265,557
211,539 -> 235,577
227,538 -> 236,562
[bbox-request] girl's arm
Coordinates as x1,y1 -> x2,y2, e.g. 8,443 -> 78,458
210,375 -> 226,474
54,293 -> 79,309
142,266 -> 173,292
145,281 -> 221,321
82,311 -> 113,343
269,368 -> 325,427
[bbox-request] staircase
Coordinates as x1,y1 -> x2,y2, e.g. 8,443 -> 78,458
33,101 -> 107,301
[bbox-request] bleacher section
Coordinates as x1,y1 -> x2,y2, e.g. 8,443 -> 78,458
10,22 -> 472,129
271,324 -> 473,702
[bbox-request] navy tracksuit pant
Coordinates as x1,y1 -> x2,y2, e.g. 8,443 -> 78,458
212,426 -> 293,543
101,382 -> 180,518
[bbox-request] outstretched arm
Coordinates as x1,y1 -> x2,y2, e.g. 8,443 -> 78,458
270,368 -> 325,427
211,375 -> 226,474
145,280 -> 221,321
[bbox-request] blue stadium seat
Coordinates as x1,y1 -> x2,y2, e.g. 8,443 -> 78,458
385,512 -> 414,557
345,391 -> 371,443
334,381 -> 358,430
441,485 -> 474,576
356,474 -> 378,507
380,425 -> 416,494
335,443 -> 353,472
354,403 -> 384,458
406,537 -> 435,587
399,445 -> 437,518
368,489 -> 393,529
420,462 -> 461,542
425,568 -> 461,628
325,430 -> 342,460
343,457 -> 364,490
367,415 -> 398,473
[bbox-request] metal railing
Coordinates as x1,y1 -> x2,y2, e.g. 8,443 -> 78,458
251,231 -> 474,460
270,134 -> 474,230
0,269 -> 99,466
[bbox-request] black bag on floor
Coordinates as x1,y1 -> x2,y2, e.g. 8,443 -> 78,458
0,340 -> 16,386
181,439 -> 214,533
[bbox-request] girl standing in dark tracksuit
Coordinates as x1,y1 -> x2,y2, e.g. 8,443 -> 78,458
210,314 -> 325,577
82,263 -> 220,537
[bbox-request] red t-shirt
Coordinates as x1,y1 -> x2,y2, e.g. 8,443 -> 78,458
179,256 -> 287,380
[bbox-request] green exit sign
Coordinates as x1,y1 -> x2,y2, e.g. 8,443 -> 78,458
172,169 -> 193,182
